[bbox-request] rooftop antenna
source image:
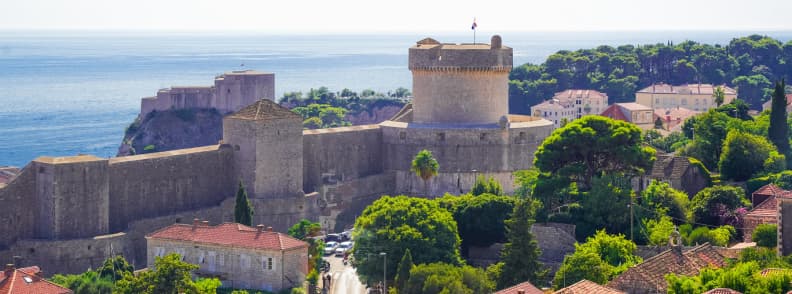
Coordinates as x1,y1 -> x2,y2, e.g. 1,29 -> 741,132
471,17 -> 477,44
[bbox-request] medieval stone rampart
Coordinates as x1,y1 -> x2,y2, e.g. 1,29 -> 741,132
108,145 -> 235,232
140,70 -> 274,119
302,125 -> 383,193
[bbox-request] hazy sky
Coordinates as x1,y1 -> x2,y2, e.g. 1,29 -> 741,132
2,0 -> 791,32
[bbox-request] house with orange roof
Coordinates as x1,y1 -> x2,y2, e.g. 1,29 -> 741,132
607,241 -> 729,294
636,83 -> 736,111
0,264 -> 72,294
743,184 -> 792,242
493,280 -> 544,294
600,103 -> 655,129
554,279 -> 624,294
146,220 -> 309,292
653,106 -> 700,131
532,89 -> 608,129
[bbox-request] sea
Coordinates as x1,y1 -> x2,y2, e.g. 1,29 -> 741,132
1,30 -> 791,167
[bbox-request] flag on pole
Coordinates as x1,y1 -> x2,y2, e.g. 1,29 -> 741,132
471,18 -> 477,30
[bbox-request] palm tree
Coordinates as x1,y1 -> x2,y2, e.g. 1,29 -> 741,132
713,86 -> 725,107
410,149 -> 439,197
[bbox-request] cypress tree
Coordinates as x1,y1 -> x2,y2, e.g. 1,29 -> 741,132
496,199 -> 546,289
395,249 -> 413,293
471,175 -> 488,196
769,80 -> 789,157
234,181 -> 254,226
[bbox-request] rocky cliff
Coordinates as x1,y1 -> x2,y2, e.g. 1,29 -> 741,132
117,109 -> 223,156
117,103 -> 403,157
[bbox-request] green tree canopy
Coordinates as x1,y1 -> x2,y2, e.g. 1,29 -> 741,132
438,193 -> 517,254
719,130 -> 783,181
395,249 -> 414,293
753,224 -> 778,248
470,175 -> 504,196
575,175 -> 633,239
553,230 -> 642,289
287,219 -> 321,240
496,199 -> 546,289
403,263 -> 495,294
534,115 -> 655,190
769,80 -> 790,157
640,180 -> 690,224
234,180 -> 254,226
411,149 -> 439,196
689,186 -> 749,227
352,196 -> 461,285
114,253 -> 218,294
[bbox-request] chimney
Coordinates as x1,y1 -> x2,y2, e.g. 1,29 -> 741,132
192,218 -> 199,230
518,290 -> 525,294
257,224 -> 265,232
4,264 -> 14,276
201,220 -> 209,226
267,226 -> 273,232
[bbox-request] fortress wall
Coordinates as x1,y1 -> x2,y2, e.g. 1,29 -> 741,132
381,124 -> 549,173
0,167 -> 36,249
34,156 -> 110,240
107,145 -> 235,232
139,87 -> 215,119
394,170 -> 517,197
302,125 -> 383,193
0,233 -> 132,276
319,172 -> 396,232
412,70 -> 509,124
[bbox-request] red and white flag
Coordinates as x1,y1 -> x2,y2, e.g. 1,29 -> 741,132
471,18 -> 477,30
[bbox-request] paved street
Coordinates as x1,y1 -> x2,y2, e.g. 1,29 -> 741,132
321,255 -> 367,294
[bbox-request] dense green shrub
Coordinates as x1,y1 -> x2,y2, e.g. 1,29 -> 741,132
753,224 -> 778,248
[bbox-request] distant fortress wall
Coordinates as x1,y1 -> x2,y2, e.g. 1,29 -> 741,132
139,70 -> 274,119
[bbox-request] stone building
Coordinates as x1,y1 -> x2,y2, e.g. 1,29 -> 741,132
635,83 -> 736,111
633,154 -> 711,197
0,265 -> 72,294
531,89 -> 608,129
653,106 -> 699,131
0,35 -> 552,275
743,184 -> 791,242
140,70 -> 274,119
600,102 -> 655,127
146,221 -> 308,291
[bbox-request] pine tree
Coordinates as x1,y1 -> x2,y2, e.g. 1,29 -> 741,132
395,249 -> 413,293
769,80 -> 789,158
496,199 -> 547,289
234,181 -> 254,226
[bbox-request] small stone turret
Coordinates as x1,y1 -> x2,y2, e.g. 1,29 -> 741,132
409,35 -> 512,125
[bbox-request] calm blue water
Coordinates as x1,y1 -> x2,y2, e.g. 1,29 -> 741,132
1,31 -> 791,167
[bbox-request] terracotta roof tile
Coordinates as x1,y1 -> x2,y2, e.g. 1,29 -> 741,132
703,288 -> 742,294
607,244 -> 727,293
760,268 -> 792,276
494,280 -> 544,294
0,266 -> 72,294
226,99 -> 301,121
600,104 -> 629,121
147,222 -> 308,251
554,279 -> 624,294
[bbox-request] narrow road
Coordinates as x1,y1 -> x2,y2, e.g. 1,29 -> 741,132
322,255 -> 367,294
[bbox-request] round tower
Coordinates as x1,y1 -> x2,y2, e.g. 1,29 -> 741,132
409,35 -> 512,125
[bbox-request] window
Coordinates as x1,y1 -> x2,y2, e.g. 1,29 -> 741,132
155,247 -> 165,257
267,257 -> 273,270
241,254 -> 250,269
655,97 -> 660,104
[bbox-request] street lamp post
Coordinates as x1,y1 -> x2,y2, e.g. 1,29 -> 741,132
380,252 -> 387,293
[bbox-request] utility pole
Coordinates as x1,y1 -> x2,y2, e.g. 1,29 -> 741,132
380,252 -> 387,293
630,198 -> 634,242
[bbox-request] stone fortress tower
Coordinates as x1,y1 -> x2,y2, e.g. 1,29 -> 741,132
0,35 -> 552,274
381,35 -> 551,196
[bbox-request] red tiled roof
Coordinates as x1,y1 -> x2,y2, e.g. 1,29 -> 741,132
703,288 -> 742,294
760,268 -> 792,276
0,266 -> 72,294
637,83 -> 736,95
147,222 -> 308,251
600,104 -> 629,121
607,244 -> 728,293
554,279 -> 624,294
494,280 -> 543,294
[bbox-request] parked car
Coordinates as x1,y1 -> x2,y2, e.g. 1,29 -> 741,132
335,241 -> 352,256
325,233 -> 341,243
324,241 -> 339,255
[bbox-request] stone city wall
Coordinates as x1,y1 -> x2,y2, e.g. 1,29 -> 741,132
108,145 -> 236,232
0,167 -> 37,249
0,233 -> 132,276
140,87 -> 215,119
302,125 -> 384,193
